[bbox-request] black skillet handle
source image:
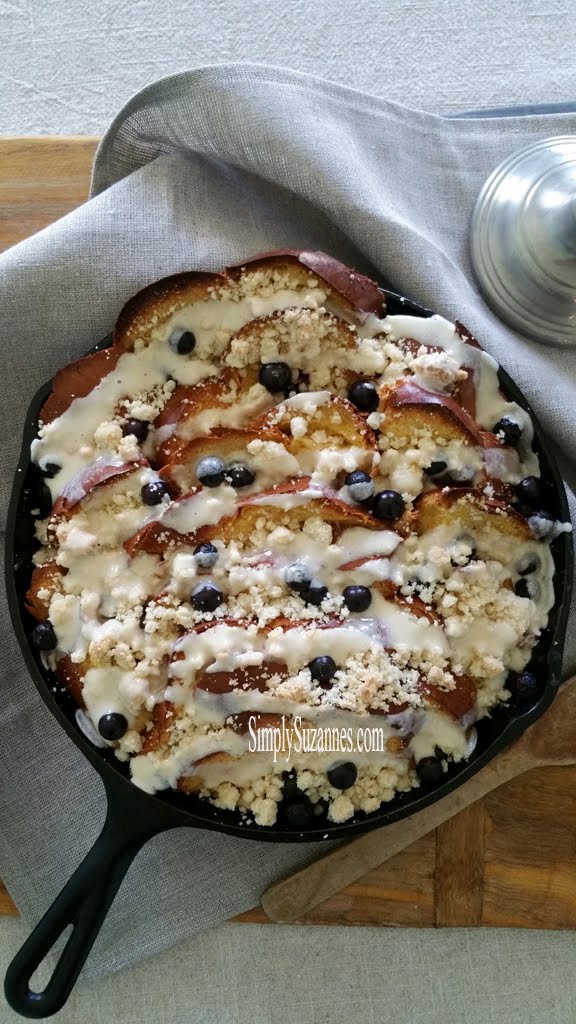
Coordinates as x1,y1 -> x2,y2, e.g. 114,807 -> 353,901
4,782 -> 172,1019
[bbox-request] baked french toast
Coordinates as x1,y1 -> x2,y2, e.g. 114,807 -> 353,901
26,250 -> 567,827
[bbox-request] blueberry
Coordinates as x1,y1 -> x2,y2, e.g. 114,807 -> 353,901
515,476 -> 541,505
345,470 -> 374,503
285,800 -> 314,829
225,462 -> 255,489
347,380 -> 379,412
284,563 -> 312,592
193,542 -> 218,569
372,489 -> 405,522
507,670 -> 538,701
32,621 -> 57,651
123,419 -> 149,442
416,756 -> 444,787
196,456 -> 226,487
424,460 -> 448,478
169,328 -> 196,355
517,553 -> 540,575
141,480 -> 170,506
308,655 -> 337,685
327,761 -> 357,789
258,361 -> 292,393
493,417 -> 522,446
301,581 -> 329,606
191,581 -> 223,612
528,510 -> 554,539
98,712 -> 128,741
282,770 -> 299,802
515,578 -> 540,601
342,585 -> 372,612
42,462 -> 61,478
514,578 -> 531,599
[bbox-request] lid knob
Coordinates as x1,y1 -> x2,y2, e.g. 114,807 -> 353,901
470,135 -> 576,347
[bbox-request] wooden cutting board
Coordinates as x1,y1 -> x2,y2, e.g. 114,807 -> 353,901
1,137 -> 575,929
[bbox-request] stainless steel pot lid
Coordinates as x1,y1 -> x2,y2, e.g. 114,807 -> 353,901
470,135 -> 576,347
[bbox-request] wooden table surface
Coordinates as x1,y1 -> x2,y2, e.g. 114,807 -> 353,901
2,137 -> 576,930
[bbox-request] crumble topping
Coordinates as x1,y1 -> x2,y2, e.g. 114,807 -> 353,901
409,349 -> 468,387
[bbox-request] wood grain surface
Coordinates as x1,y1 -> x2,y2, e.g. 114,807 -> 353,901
0,137 -> 98,251
1,137 -> 575,929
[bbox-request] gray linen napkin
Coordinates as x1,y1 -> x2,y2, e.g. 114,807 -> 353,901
1,64 -> 575,980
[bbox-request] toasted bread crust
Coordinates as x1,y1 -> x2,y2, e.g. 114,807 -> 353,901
196,488 -> 388,546
25,562 -> 66,621
114,252 -> 384,356
40,251 -> 382,434
159,427 -> 289,489
260,394 -> 376,455
124,483 -> 389,556
140,700 -> 176,754
373,580 -> 442,624
51,458 -> 148,519
54,654 -> 85,705
421,675 -> 476,718
381,380 -> 483,447
413,488 -> 532,541
227,251 -> 385,315
222,306 -> 358,371
40,347 -> 123,425
113,270 -> 225,351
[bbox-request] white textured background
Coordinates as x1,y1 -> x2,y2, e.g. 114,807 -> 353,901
1,0 -> 575,133
1,2 -> 576,1023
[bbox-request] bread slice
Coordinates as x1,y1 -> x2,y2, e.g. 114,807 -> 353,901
54,653 -> 85,705
373,579 -> 442,624
221,307 -> 358,377
380,380 -> 483,449
194,481 -> 385,547
114,252 -> 384,354
25,562 -> 66,621
421,674 -> 476,719
40,348 -> 122,425
154,372 -> 236,439
228,250 -> 384,316
39,252 -> 383,427
140,700 -> 177,754
176,754 -> 233,792
259,394 -> 377,461
412,488 -> 531,564
159,426 -> 292,491
153,366 -> 265,465
124,478 -> 387,557
47,459 -> 156,550
50,457 -> 148,519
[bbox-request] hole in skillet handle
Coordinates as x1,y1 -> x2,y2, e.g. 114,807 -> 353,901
3,781 -> 174,1019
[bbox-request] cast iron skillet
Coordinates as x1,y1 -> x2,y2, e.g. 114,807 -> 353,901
4,289 -> 573,1018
